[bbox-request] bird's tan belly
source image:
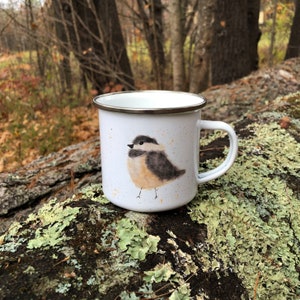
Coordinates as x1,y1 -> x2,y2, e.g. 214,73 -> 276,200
127,156 -> 165,189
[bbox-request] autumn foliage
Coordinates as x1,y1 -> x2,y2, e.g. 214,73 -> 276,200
0,52 -> 99,172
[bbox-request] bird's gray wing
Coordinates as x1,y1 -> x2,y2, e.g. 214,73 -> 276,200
146,151 -> 185,181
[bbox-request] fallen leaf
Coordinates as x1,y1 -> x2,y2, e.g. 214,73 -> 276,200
279,116 -> 291,129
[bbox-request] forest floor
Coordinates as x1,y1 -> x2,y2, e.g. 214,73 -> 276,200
0,52 -> 98,172
0,54 -> 300,173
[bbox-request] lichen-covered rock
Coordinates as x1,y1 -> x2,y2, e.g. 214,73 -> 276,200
0,137 -> 101,228
1,58 -> 300,298
0,91 -> 299,299
190,95 -> 300,299
0,185 -> 245,299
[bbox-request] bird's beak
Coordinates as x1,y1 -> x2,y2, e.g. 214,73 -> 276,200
127,144 -> 134,149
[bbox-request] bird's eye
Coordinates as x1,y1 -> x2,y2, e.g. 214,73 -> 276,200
139,141 -> 144,145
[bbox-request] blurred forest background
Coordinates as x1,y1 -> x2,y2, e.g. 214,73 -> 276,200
0,0 -> 299,172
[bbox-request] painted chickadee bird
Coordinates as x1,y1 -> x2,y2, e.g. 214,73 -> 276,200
127,135 -> 185,199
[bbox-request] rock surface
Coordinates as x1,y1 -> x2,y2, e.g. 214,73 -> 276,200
0,59 -> 300,299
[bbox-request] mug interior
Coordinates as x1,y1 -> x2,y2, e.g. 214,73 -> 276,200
93,90 -> 206,114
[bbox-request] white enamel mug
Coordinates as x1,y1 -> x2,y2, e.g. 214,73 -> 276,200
93,90 -> 238,212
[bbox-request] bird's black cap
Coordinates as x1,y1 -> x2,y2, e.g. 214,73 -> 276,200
132,135 -> 159,145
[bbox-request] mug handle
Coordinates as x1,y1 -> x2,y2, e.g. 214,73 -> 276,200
197,120 -> 238,184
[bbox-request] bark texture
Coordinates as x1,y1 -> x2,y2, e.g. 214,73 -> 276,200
170,0 -> 186,90
285,0 -> 300,59
189,0 -> 215,93
52,0 -> 134,93
137,0 -> 165,89
211,0 -> 260,85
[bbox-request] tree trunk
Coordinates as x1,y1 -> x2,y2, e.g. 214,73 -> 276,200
53,0 -> 134,94
26,0 -> 45,78
170,0 -> 186,91
137,0 -> 165,89
189,0 -> 215,93
268,0 -> 278,67
211,0 -> 260,85
247,0 -> 260,70
51,1 -> 72,92
285,0 -> 300,59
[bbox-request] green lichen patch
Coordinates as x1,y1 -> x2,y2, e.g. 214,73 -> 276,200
0,184 -> 138,298
141,262 -> 192,299
120,261 -> 192,300
118,213 -> 245,300
0,183 -> 112,254
0,198 -> 81,253
144,262 -> 178,283
189,121 -> 300,299
61,215 -> 161,296
0,222 -> 27,253
116,218 -> 160,261
82,218 -> 140,295
27,198 -> 81,249
80,183 -> 110,204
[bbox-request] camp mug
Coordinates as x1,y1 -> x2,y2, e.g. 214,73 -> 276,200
93,90 -> 238,212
